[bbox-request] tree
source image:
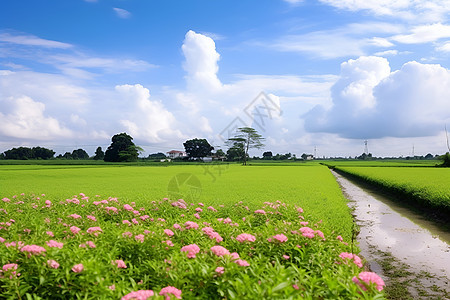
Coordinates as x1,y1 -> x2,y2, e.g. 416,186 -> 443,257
93,147 -> 105,160
32,147 -> 55,160
226,142 -> 245,162
3,147 -> 55,160
148,152 -> 166,160
215,149 -> 225,157
262,151 -> 273,160
183,138 -> 213,160
104,133 -> 140,162
227,127 -> 265,165
72,149 -> 89,160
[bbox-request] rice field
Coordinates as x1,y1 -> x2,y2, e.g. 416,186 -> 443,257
0,164 -> 386,299
334,166 -> 450,216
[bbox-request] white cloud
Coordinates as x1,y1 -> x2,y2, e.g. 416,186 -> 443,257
436,41 -> 450,52
115,84 -> 185,143
374,49 -> 398,56
113,8 -> 131,19
273,23 -> 401,59
181,30 -> 222,91
304,56 -> 450,139
0,32 -> 72,49
0,96 -> 72,140
391,23 -> 450,44
318,0 -> 450,22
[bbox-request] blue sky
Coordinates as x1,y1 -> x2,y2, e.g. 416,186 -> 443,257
1,0 -> 450,158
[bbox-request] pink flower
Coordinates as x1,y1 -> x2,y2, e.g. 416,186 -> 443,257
254,209 -> 266,214
1,263 -> 19,278
2,263 -> 18,272
339,252 -> 363,268
70,226 -> 81,235
135,234 -> 145,243
300,227 -> 315,239
121,290 -> 154,300
272,234 -> 288,243
87,215 -> 97,222
47,260 -> 59,269
207,206 -> 217,212
282,255 -> 290,260
336,235 -> 343,242
352,271 -> 385,291
210,245 -> 230,257
86,241 -> 96,248
123,204 -> 133,211
68,214 -> 82,219
293,284 -> 299,290
230,252 -> 240,260
181,244 -> 200,258
159,286 -> 182,300
20,245 -> 46,256
234,259 -> 250,267
195,207 -> 203,212
194,213 -> 201,219
164,229 -> 174,237
113,259 -> 127,269
173,223 -> 182,230
72,263 -> 84,273
122,232 -> 133,238
300,221 -> 308,226
46,240 -> 63,249
215,266 -> 225,274
236,233 -> 256,243
0,237 -> 5,243
184,221 -> 199,230
46,231 -> 54,237
86,227 -> 103,234
123,220 -> 131,225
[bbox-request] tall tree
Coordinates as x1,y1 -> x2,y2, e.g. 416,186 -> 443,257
226,142 -> 245,162
104,133 -> 140,162
93,147 -> 105,160
72,149 -> 89,160
183,138 -> 213,160
227,127 -> 264,165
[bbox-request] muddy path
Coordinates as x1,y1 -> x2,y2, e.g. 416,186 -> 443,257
331,170 -> 450,299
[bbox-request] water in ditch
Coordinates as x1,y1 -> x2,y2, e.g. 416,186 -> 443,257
331,170 -> 450,298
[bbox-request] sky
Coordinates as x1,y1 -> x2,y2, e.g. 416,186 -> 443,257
1,0 -> 450,158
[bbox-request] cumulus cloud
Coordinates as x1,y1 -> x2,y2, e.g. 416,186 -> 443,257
181,30 -> 222,91
115,84 -> 184,143
0,96 -> 72,140
304,56 -> 450,139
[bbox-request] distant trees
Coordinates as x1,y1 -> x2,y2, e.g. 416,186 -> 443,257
262,151 -> 273,160
148,152 -> 166,159
104,133 -> 141,162
183,138 -> 213,160
93,147 -> 105,160
227,127 -> 265,165
2,147 -> 55,160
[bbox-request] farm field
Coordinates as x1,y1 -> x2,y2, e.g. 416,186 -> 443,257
0,164 -> 386,299
334,166 -> 450,219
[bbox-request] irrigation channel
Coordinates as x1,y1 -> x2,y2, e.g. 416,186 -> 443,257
331,170 -> 450,299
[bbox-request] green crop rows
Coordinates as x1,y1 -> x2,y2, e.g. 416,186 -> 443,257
335,166 -> 450,217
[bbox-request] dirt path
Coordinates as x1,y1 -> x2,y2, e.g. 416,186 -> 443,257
331,170 -> 450,299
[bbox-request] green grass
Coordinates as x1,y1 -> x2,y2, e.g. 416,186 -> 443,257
0,164 -> 354,240
0,164 -> 383,299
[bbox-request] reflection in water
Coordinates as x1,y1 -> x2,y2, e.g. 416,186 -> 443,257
331,170 -> 450,287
